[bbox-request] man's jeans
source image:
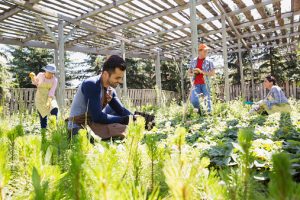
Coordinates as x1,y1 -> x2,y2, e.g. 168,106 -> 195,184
190,84 -> 212,113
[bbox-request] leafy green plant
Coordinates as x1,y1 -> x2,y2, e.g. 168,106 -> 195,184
0,139 -> 10,200
47,117 -> 69,170
31,167 -> 48,200
7,124 -> 24,168
64,129 -> 91,200
268,153 -> 300,200
120,116 -> 145,186
145,133 -> 163,190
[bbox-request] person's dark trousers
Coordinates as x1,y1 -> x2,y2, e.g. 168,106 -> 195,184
38,108 -> 58,129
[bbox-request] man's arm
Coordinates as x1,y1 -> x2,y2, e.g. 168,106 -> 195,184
202,69 -> 215,77
188,59 -> 196,77
109,91 -> 132,116
82,81 -> 129,124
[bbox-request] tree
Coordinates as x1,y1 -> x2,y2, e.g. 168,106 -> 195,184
258,48 -> 288,85
125,58 -> 155,89
0,61 -> 14,105
8,47 -> 53,88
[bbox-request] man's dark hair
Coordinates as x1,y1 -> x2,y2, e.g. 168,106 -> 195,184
265,75 -> 276,85
101,55 -> 126,74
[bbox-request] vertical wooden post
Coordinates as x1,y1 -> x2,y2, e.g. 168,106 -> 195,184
57,19 -> 65,113
222,15 -> 229,102
238,39 -> 245,98
155,51 -> 162,105
293,81 -> 297,98
249,50 -> 255,100
190,0 -> 198,58
179,58 -> 185,102
121,40 -> 127,98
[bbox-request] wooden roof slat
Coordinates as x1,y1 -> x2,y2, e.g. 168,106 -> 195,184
218,0 -> 258,47
232,0 -> 265,42
0,0 -> 297,59
253,0 -> 279,44
273,0 -> 287,43
22,0 -> 131,43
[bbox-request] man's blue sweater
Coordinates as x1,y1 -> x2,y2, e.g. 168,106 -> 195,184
68,75 -> 131,129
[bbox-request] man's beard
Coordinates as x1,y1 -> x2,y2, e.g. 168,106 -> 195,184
108,80 -> 119,88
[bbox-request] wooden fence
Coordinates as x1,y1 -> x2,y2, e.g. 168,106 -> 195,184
218,81 -> 299,101
5,88 -> 178,113
4,81 -> 299,114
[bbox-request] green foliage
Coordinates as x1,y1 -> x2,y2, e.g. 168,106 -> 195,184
7,124 -> 24,165
125,58 -> 156,89
0,100 -> 299,199
144,133 -> 164,190
0,62 -> 14,111
123,117 -> 145,186
31,167 -> 48,200
0,138 -> 10,200
65,129 -> 92,200
226,47 -> 299,87
268,153 -> 300,200
8,47 -> 53,88
47,117 -> 70,170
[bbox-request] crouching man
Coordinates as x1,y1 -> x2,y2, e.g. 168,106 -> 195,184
68,55 -> 133,139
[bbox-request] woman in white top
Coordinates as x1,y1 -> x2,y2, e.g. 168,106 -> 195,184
250,75 -> 290,115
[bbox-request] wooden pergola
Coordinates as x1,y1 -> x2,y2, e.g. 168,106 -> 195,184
0,0 -> 299,110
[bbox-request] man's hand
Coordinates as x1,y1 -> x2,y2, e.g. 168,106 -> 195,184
193,68 -> 203,75
133,114 -> 142,121
105,89 -> 113,103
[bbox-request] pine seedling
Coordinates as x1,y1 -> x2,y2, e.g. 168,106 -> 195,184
48,120 -> 69,169
0,139 -> 10,200
119,183 -> 161,200
65,129 -> 91,200
237,128 -> 254,200
7,124 -> 24,169
31,167 -> 48,200
163,154 -> 208,200
268,153 -> 300,200
173,127 -> 187,158
145,133 -> 160,190
224,128 -> 259,200
120,116 -> 145,186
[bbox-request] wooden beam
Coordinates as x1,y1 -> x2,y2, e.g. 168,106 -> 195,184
57,20 -> 65,112
70,0 -> 280,48
213,0 -> 249,49
22,0 -> 131,42
0,6 -> 23,21
63,26 -> 77,43
212,42 -> 295,54
95,1 -> 288,52
222,15 -> 230,102
66,0 -> 211,46
155,50 -> 162,105
121,40 -> 127,97
0,0 -> 43,22
0,36 -> 173,60
249,50 -> 255,100
238,39 -> 245,98
190,0 -> 198,58
294,0 -> 300,11
35,14 -> 58,47
179,59 -> 185,102
10,0 -> 147,50
154,20 -> 300,52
